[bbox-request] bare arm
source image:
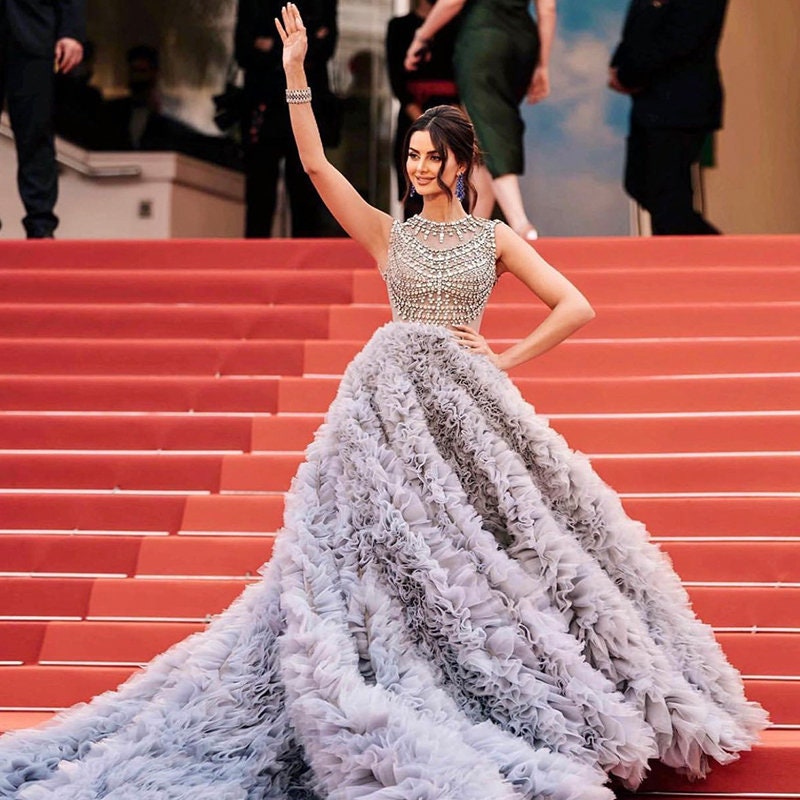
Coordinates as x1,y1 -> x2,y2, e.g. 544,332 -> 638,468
488,224 -> 594,370
527,0 -> 557,103
277,4 -> 392,263
404,0 -> 465,71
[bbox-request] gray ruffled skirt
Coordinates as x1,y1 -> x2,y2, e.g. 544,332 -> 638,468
0,323 -> 768,799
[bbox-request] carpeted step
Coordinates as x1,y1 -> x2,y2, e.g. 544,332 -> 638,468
37,621 -> 205,666
2,452 -> 226,491
0,712 -> 53,733
4,373 -> 798,414
0,339 -> 306,376
3,621 -> 795,677
0,304 -> 332,340
352,266 -> 800,304
330,302 -> 800,339
690,586 -> 800,627
622,496 -> 800,538
0,622 -> 47,663
0,270 -> 356,305
135,536 -> 273,577
306,336 -> 800,377
0,375 -> 280,412
0,536 -> 142,576
0,239 -> 373,271
1,235 -> 797,271
638,729 -> 800,794
3,577 -> 797,627
717,632 -> 800,676
0,494 -> 188,535
216,452 -> 800,495
278,374 -> 800,415
660,541 -> 800,583
253,411 -> 800,455
0,412 -> 257,451
0,664 -> 794,724
0,492 -> 283,536
2,532 -> 794,585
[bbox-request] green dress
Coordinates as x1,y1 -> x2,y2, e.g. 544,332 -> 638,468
453,0 -> 540,177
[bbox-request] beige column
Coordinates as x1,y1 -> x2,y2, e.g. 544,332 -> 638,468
705,0 -> 800,234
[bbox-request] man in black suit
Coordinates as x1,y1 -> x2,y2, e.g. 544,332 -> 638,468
610,0 -> 728,235
0,0 -> 85,237
235,0 -> 339,238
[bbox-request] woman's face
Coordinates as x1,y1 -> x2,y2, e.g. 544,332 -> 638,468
407,130 -> 461,199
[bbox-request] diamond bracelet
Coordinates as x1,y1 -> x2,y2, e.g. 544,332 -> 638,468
286,87 -> 312,104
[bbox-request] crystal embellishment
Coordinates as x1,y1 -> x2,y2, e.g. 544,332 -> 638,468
384,215 -> 499,327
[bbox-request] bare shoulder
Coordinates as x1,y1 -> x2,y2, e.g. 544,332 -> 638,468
493,221 -> 545,276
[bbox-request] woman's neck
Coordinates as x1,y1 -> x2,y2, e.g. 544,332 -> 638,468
419,198 -> 468,223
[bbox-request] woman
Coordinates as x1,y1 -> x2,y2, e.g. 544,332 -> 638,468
405,0 -> 556,240
0,6 -> 767,798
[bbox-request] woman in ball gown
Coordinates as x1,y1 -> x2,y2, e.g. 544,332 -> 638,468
0,5 -> 767,799
405,0 -> 555,240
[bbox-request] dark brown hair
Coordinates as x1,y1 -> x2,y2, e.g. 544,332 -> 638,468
401,105 -> 480,213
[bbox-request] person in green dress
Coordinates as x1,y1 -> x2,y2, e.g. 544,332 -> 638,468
405,0 -> 555,241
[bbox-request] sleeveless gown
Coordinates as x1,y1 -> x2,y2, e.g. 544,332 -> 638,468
0,216 -> 767,799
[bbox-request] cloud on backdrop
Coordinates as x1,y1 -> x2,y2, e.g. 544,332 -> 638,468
520,1 -> 632,236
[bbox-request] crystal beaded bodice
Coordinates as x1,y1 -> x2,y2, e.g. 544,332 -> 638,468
384,215 -> 499,327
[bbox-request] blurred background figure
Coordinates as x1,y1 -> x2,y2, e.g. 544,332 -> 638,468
385,0 -> 458,218
0,0 -> 85,237
609,0 -> 728,235
405,0 -> 556,239
235,0 -> 339,238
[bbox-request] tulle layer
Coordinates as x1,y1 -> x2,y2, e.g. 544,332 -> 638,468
0,322 -> 767,799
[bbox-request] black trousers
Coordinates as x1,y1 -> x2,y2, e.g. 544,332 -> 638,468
243,134 -> 326,239
624,124 -> 719,236
0,36 -> 59,237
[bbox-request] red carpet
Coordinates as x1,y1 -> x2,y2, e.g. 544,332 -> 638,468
0,235 -> 798,797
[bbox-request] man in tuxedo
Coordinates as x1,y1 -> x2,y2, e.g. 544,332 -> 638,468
0,0 -> 85,237
610,0 -> 728,235
235,0 -> 339,238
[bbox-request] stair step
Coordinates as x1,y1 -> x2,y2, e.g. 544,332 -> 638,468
622,496 -> 800,538
0,413 -> 257,451
330,302 -> 800,339
253,412 -> 800,455
2,622 -> 797,677
353,264 -> 800,303
2,577 -> 798,627
216,452 -> 800,494
0,665 -> 794,727
0,339 -> 306,376
0,304 -> 333,340
638,729 -> 800,794
0,493 -> 284,535
307,336 -> 800,377
38,621 -> 205,665
1,453 -> 226,491
0,270 -> 356,305
278,374 -> 800,415
660,541 -> 800,583
0,239 -> 373,271
0,375 -> 280,412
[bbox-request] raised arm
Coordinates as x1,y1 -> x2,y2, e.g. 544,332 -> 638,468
276,4 -> 392,262
490,224 -> 594,370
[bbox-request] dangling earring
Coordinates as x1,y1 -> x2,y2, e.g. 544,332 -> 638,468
455,173 -> 465,201
409,185 -> 417,197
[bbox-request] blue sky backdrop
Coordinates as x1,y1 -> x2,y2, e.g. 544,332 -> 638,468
520,0 -> 632,236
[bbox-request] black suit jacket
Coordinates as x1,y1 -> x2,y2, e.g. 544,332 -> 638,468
1,0 -> 86,57
611,0 -> 728,130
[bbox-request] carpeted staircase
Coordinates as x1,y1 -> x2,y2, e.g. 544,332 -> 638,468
0,236 -> 798,797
